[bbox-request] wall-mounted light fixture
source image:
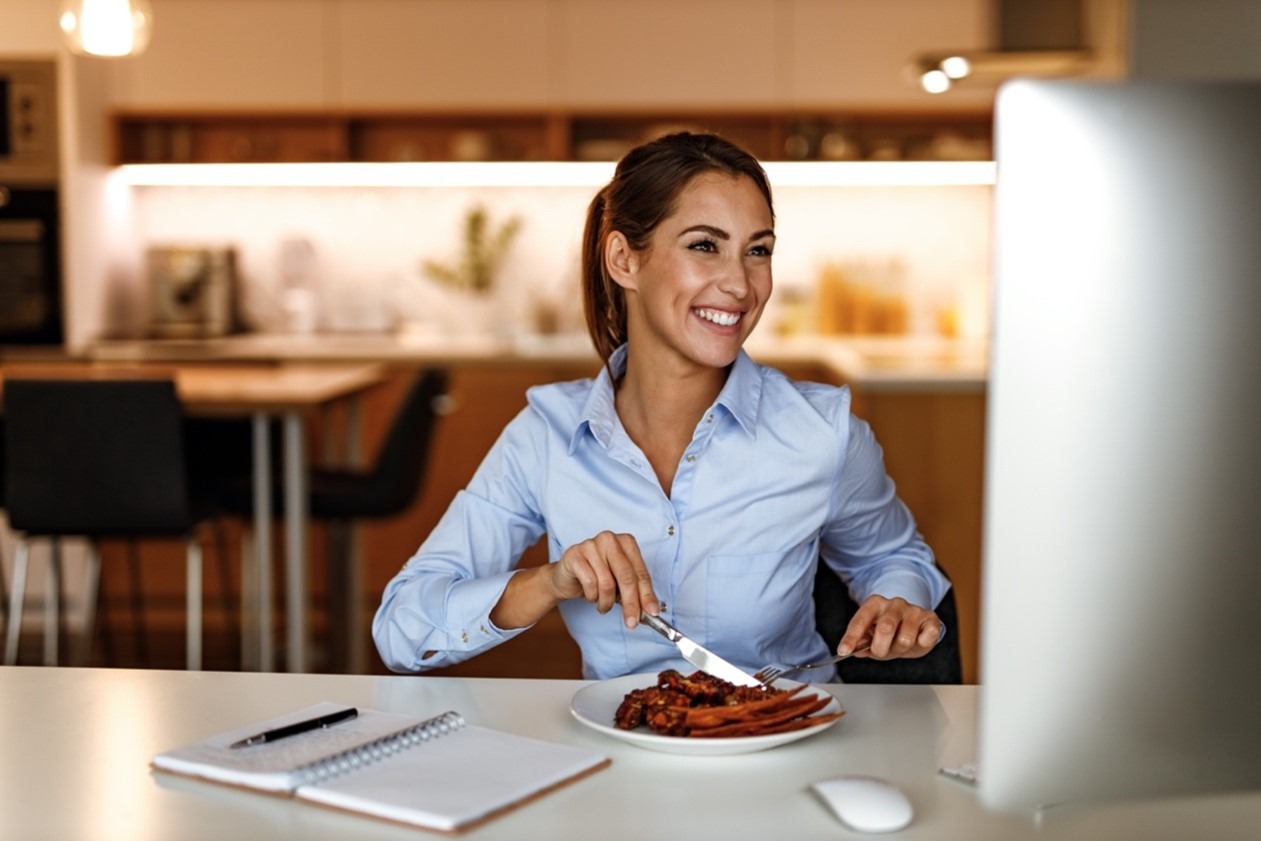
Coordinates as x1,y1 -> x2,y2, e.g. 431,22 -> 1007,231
915,49 -> 1096,94
910,0 -> 1125,95
60,0 -> 154,58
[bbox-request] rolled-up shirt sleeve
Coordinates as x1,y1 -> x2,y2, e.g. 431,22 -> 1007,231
373,412 -> 548,672
820,413 -> 950,612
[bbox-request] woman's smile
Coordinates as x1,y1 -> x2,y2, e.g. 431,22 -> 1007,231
692,306 -> 743,329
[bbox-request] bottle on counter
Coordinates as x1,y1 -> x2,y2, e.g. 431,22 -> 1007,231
279,237 -> 319,334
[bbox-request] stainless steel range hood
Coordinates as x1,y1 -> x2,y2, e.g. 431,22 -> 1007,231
914,0 -> 1128,94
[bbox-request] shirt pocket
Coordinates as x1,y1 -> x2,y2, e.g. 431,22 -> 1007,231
704,549 -> 814,649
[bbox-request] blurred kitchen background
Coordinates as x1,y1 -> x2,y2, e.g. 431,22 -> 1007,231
2,0 -> 1258,678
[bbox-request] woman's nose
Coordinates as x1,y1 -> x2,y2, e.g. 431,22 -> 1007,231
716,257 -> 751,298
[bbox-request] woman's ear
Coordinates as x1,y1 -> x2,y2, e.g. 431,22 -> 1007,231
605,231 -> 639,291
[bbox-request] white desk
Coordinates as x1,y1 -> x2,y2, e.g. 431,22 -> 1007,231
0,667 -> 1257,841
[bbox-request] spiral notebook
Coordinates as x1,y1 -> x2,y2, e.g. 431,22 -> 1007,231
151,702 -> 610,834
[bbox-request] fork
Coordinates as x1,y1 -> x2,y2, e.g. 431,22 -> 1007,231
754,644 -> 873,688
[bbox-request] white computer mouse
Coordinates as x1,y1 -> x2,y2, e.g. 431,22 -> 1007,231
810,775 -> 914,833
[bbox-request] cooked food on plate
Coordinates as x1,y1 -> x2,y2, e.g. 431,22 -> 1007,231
613,669 -> 844,738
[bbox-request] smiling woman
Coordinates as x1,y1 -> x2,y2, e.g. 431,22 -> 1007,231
373,132 -> 952,684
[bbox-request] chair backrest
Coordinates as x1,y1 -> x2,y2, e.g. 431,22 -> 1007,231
353,368 -> 448,516
814,562 -> 963,684
3,378 -> 194,536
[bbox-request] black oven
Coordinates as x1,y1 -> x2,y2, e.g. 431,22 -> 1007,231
0,184 -> 62,345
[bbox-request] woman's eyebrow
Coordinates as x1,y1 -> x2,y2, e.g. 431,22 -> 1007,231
680,224 -> 730,240
679,224 -> 776,242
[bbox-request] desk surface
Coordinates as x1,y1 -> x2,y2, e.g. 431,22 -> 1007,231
0,667 -> 1256,841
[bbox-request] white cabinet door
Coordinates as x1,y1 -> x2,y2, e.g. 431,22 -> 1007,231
110,0 -> 328,108
557,0 -> 783,108
334,0 -> 554,107
786,0 -> 993,108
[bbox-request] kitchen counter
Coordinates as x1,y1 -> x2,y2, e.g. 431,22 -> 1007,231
86,332 -> 988,392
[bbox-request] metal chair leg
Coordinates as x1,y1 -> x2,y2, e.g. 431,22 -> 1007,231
186,536 -> 203,670
4,540 -> 30,665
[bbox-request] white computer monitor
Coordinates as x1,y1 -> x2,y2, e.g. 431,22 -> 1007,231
979,78 -> 1261,813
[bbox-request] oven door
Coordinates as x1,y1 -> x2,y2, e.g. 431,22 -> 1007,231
0,185 -> 62,344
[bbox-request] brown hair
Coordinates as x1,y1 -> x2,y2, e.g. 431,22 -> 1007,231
581,132 -> 775,367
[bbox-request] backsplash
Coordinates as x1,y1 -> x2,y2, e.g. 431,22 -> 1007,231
119,181 -> 992,341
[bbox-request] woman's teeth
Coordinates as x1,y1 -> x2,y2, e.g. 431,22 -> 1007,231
694,307 -> 740,327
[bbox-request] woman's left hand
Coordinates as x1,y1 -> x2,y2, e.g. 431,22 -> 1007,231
838,596 -> 941,660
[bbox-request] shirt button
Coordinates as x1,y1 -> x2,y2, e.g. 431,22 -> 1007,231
667,525 -> 676,536
479,625 -> 490,635
460,631 -> 469,644
706,414 -> 714,423
686,454 -> 696,463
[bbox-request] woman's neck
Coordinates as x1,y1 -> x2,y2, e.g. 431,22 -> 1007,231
614,347 -> 731,494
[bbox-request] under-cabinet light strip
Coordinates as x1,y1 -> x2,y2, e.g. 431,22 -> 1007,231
117,160 -> 996,189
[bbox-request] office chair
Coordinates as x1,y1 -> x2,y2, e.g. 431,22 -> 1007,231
212,368 -> 449,671
2,378 -> 207,668
813,561 -> 963,684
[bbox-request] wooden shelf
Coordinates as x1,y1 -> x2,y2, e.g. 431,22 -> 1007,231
111,108 -> 993,165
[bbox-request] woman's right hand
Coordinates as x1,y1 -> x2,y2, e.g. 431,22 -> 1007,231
549,530 -> 660,628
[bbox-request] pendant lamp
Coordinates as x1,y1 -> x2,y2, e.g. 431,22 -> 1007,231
60,0 -> 154,58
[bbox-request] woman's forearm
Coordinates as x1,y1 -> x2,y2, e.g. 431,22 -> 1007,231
490,565 -> 561,629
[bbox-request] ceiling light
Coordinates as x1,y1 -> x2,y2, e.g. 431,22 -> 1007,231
920,68 -> 953,95
940,56 -> 973,80
60,0 -> 153,58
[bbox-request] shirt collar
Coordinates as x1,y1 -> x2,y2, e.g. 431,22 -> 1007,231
716,349 -> 762,437
570,345 -> 762,454
570,345 -> 626,454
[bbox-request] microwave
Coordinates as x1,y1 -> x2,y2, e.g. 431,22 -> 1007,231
0,58 -> 59,186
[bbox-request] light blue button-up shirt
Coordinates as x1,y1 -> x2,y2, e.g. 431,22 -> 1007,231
373,346 -> 950,681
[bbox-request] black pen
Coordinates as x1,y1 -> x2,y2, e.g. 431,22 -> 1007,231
229,707 -> 359,749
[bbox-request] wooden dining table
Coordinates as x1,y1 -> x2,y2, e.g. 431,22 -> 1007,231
0,361 -> 388,673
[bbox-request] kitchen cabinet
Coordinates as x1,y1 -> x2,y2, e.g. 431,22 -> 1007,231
110,107 -> 991,163
335,0 -> 554,108
105,0 -> 995,164
105,0 -> 328,108
557,0 -> 781,108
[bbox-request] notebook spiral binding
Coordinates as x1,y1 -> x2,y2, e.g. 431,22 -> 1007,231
292,710 -> 466,786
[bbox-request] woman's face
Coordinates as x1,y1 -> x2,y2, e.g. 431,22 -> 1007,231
615,171 -> 775,372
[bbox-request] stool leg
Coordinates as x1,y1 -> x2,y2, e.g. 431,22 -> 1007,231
76,541 -> 102,666
44,539 -> 62,666
4,540 -> 30,665
186,537 -> 203,671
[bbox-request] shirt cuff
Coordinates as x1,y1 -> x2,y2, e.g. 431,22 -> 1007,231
446,572 -> 531,651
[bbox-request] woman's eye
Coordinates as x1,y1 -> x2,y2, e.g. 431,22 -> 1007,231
687,238 -> 718,253
748,244 -> 773,257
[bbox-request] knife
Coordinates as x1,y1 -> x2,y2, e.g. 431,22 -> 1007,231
639,611 -> 761,686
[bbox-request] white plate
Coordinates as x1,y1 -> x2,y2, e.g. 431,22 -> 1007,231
569,672 -> 844,756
